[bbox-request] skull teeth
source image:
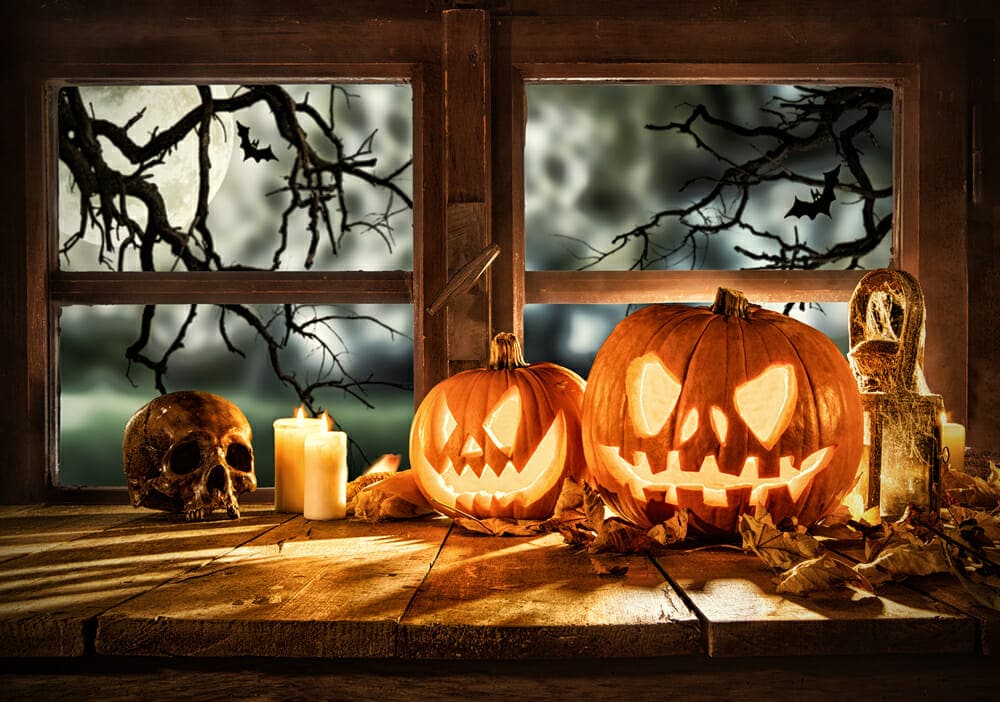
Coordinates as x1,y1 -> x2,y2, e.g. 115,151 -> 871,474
598,445 -> 834,506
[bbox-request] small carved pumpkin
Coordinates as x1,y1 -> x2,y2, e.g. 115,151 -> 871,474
411,333 -> 585,520
582,288 -> 864,537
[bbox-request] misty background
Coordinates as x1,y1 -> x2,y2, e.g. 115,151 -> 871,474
58,83 -> 891,487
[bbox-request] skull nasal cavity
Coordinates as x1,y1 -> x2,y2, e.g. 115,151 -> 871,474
207,465 -> 228,495
169,442 -> 201,474
226,443 -> 252,471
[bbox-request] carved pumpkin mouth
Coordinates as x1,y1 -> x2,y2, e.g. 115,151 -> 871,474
595,444 -> 835,508
415,411 -> 567,516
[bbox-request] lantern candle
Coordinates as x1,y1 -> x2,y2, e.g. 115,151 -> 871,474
304,430 -> 349,520
273,408 -> 329,513
941,415 -> 966,473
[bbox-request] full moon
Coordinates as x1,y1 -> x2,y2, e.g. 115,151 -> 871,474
58,85 -> 235,266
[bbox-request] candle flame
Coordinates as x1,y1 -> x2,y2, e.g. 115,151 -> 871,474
294,405 -> 306,422
320,411 -> 332,431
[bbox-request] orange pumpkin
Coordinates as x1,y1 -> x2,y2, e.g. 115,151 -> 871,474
582,288 -> 864,537
411,333 -> 586,520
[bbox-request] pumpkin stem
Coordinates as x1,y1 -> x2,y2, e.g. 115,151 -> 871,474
711,287 -> 752,319
488,332 -> 529,370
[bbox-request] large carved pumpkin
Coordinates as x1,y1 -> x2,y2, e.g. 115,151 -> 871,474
582,288 -> 864,537
411,333 -> 586,520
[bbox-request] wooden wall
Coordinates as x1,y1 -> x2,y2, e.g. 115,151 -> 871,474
1,1 -> 996,502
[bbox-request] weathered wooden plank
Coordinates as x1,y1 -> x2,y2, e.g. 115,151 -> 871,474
0,507 -> 290,656
0,504 -> 145,564
509,17 -> 922,64
827,538 -> 1000,656
443,9 -> 492,370
655,548 -> 976,657
97,516 -> 450,658
399,530 -> 701,659
50,271 -> 413,305
526,270 -> 867,304
4,653 -> 1000,702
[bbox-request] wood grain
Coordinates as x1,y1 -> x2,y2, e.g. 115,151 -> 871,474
0,507 -> 290,656
0,504 -> 143,565
50,271 -> 413,305
96,516 -> 450,657
526,270 -> 867,304
654,547 -> 976,657
399,529 -> 701,658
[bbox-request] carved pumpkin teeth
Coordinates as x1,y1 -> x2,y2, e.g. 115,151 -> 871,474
598,444 -> 834,506
417,412 -> 568,512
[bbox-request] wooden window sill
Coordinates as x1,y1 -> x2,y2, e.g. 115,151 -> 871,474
1,504 -> 999,694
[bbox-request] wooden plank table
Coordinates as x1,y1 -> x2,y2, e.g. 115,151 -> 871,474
1,504 -> 999,699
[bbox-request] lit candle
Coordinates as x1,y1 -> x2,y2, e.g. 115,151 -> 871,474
273,408 -> 329,513
304,430 -> 349,520
941,413 -> 966,473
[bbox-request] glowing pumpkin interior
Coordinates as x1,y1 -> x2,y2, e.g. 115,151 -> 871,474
411,333 -> 585,520
582,288 -> 864,536
601,355 -> 833,509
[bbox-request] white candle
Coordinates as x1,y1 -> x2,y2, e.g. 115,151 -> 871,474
304,430 -> 349,520
941,420 -> 966,473
273,409 -> 329,513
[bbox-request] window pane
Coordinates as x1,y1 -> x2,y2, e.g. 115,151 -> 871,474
58,84 -> 412,272
525,84 -> 892,272
524,302 -> 850,379
58,303 -> 413,487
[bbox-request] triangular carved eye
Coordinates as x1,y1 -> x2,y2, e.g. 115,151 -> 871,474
483,386 -> 521,453
626,353 -> 682,438
734,364 -> 797,450
432,392 -> 458,453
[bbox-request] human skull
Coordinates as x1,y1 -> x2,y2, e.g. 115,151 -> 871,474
122,390 -> 256,520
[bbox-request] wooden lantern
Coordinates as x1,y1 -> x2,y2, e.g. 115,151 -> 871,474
848,269 -> 944,518
582,288 -> 864,537
410,333 -> 586,520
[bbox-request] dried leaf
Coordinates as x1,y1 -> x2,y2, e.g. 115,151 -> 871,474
353,470 -> 434,522
942,463 -> 1000,509
582,481 -> 607,533
557,524 -> 596,549
590,518 -> 654,554
648,509 -> 689,546
855,538 -> 950,585
944,548 -> 1000,611
346,472 -> 395,514
776,555 -> 870,595
365,453 -> 401,475
739,513 -> 821,572
453,517 -> 539,536
589,556 -> 629,577
947,505 -> 1000,544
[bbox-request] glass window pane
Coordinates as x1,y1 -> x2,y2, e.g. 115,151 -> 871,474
524,302 -> 850,380
525,84 -> 892,272
59,303 -> 413,487
58,83 -> 412,272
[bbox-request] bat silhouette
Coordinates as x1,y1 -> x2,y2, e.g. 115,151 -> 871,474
784,165 -> 840,220
236,121 -> 278,163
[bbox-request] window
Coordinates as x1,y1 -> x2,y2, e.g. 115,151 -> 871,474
522,82 -> 893,368
50,77 -> 422,492
13,9 -> 971,502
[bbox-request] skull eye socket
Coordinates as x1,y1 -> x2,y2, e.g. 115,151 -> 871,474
226,443 -> 252,472
626,353 -> 682,438
169,441 -> 201,475
734,364 -> 798,450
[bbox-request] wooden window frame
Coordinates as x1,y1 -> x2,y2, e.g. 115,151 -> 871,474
12,9 -> 971,503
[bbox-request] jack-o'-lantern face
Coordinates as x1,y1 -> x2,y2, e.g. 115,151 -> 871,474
411,333 -> 585,521
582,289 -> 864,537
